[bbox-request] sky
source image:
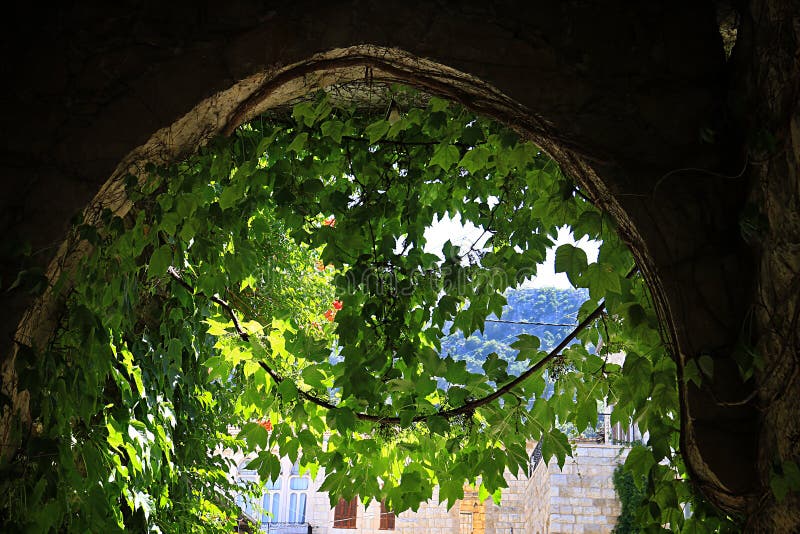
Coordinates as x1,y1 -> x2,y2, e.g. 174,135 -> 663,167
423,214 -> 599,289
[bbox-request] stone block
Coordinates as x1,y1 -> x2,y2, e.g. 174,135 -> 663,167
557,486 -> 579,498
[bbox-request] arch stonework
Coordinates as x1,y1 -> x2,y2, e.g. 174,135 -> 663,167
0,1 -> 797,528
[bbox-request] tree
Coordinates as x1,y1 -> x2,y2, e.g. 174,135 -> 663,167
0,173 -> 335,531
1,87 -> 746,531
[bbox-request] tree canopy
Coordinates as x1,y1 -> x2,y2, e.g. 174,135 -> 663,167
1,87 -> 742,532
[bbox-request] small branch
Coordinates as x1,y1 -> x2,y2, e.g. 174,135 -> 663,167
458,189 -> 506,261
167,266 -> 374,418
167,266 -> 249,341
432,299 -> 607,420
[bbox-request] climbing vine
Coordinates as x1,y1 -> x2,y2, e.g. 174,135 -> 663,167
1,86 -> 740,531
612,460 -> 647,534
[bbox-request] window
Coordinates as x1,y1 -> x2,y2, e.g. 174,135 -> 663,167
234,457 -> 311,525
379,500 -> 395,530
288,476 -> 309,522
262,478 -> 281,523
333,497 -> 358,529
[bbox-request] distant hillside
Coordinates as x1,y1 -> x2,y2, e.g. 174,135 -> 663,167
441,287 -> 588,376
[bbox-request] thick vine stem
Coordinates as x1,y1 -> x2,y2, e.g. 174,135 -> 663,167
167,265 -> 635,425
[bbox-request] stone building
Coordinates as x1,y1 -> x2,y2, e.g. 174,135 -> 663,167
226,440 -> 631,534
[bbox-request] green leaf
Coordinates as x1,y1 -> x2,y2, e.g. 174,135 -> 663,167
106,420 -> 125,449
321,120 -> 345,143
459,146 -> 490,173
573,210 -> 602,239
510,334 -> 540,351
771,461 -> 800,502
554,244 -> 588,285
278,379 -> 298,401
575,399 -> 598,433
415,377 -> 438,397
430,144 -> 460,170
219,180 -> 246,210
333,408 -> 357,433
239,422 -> 269,450
582,262 -> 621,296
429,97 -> 449,112
625,446 -> 656,488
426,415 -> 450,435
784,460 -> 800,490
684,359 -> 702,387
365,119 -> 390,144
301,366 -> 326,389
541,428 -> 571,469
482,353 -> 509,382
292,101 -> 317,126
698,354 -> 714,378
148,245 -> 172,279
300,179 -> 324,195
287,132 -> 309,153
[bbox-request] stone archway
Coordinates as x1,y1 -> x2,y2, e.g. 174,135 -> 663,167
1,2 -> 797,528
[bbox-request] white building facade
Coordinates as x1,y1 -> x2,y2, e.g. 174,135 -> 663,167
226,439 -> 631,534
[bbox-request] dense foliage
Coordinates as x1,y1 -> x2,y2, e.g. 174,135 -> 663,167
1,87 -> 740,532
612,458 -> 647,533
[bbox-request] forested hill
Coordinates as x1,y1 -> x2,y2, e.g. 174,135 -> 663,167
441,287 -> 588,376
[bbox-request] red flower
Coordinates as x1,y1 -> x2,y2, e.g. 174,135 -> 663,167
322,216 -> 336,227
324,309 -> 336,322
332,299 -> 343,310
258,419 -> 273,432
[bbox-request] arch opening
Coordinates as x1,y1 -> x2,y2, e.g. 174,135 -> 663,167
2,42 -> 760,529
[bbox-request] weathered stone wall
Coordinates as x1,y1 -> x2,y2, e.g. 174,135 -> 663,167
546,444 -> 629,533
308,485 -> 463,534
225,443 -> 629,533
484,471 -> 529,534
525,457 -> 552,534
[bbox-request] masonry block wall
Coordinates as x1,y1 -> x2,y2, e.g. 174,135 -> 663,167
524,454 -> 551,533
542,444 -> 630,534
227,443 -> 629,533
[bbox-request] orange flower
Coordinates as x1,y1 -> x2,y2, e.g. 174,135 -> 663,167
332,299 -> 343,310
315,260 -> 325,271
322,216 -> 336,227
258,419 -> 273,432
324,309 -> 336,322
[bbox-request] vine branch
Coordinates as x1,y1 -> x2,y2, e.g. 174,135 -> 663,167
169,265 -> 635,425
167,266 -> 249,342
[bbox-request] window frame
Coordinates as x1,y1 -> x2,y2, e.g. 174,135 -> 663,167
234,456 -> 311,525
333,497 -> 358,529
379,499 -> 395,530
